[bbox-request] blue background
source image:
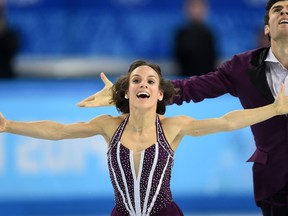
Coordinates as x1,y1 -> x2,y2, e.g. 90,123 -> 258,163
0,78 -> 260,215
1,0 -> 268,215
6,0 -> 267,61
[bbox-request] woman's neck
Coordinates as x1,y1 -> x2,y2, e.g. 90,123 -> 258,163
128,110 -> 157,133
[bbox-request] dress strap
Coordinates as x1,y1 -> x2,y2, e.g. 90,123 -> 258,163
156,115 -> 174,156
108,115 -> 129,153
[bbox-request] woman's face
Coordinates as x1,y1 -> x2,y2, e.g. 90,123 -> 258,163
126,65 -> 163,111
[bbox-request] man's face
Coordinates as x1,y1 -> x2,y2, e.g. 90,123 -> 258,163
265,1 -> 288,42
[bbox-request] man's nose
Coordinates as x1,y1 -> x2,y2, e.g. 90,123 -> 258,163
280,9 -> 288,15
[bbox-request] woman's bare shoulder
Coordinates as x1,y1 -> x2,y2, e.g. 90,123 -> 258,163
90,114 -> 126,120
90,114 -> 127,138
88,114 -> 127,127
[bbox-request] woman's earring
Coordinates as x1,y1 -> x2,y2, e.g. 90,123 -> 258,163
125,95 -> 128,99
159,98 -> 163,101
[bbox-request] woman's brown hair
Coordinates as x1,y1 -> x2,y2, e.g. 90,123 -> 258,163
111,60 -> 178,114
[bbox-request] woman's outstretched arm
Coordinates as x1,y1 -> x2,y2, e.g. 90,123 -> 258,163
0,113 -> 111,140
177,84 -> 288,136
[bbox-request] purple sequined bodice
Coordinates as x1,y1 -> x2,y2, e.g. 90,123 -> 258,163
107,115 -> 175,216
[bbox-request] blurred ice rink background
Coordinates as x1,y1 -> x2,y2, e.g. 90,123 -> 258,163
6,0 -> 267,78
0,79 -> 262,215
1,0 -> 268,215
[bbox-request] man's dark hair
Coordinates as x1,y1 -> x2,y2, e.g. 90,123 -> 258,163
265,0 -> 285,25
112,60 -> 178,115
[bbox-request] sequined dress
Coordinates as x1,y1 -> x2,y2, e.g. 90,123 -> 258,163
108,115 -> 183,216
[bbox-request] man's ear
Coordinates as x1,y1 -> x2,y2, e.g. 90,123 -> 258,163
264,25 -> 270,36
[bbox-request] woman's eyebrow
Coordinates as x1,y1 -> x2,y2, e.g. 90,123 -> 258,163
148,76 -> 157,79
131,74 -> 140,78
131,74 -> 157,78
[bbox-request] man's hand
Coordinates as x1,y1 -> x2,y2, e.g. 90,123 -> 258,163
77,72 -> 114,107
0,112 -> 7,132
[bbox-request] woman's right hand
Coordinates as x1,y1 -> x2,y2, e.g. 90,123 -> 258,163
77,72 -> 114,107
274,84 -> 288,115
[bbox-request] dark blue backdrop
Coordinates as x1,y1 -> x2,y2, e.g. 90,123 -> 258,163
6,0 -> 267,60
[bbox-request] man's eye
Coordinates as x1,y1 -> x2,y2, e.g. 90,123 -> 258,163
272,8 -> 281,13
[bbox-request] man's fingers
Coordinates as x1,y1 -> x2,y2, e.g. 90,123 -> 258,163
281,83 -> 285,95
78,102 -> 93,107
77,73 -> 112,108
84,95 -> 96,102
77,94 -> 96,107
77,102 -> 84,107
100,72 -> 112,86
77,101 -> 107,107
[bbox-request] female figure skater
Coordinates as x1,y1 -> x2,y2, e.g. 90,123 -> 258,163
1,60 -> 288,216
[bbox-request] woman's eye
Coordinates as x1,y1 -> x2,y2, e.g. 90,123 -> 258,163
132,79 -> 140,83
148,80 -> 155,84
